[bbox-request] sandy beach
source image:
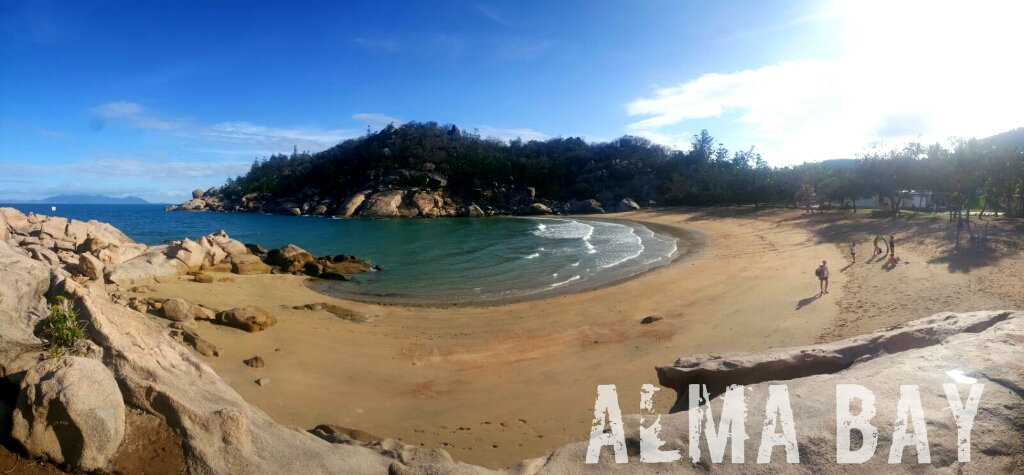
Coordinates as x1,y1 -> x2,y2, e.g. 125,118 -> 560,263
128,208 -> 1024,469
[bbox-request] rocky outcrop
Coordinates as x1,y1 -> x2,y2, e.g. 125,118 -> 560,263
616,198 -> 640,212
657,310 -> 1017,407
215,306 -> 278,332
267,244 -> 315,272
26,244 -> 60,267
161,298 -> 215,322
529,310 -> 1024,473
568,198 -> 604,214
339,190 -> 373,217
11,356 -> 126,471
359,190 -> 407,217
466,204 -> 485,217
0,208 -> 259,286
78,252 -> 104,280
525,203 -> 552,215
0,242 -> 49,381
231,253 -> 272,275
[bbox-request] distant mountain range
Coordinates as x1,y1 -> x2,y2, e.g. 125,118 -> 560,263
1,195 -> 152,205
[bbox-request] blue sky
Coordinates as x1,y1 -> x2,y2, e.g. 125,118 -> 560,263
1,0 -> 1020,202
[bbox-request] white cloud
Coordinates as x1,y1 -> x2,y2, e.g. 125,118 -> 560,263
89,101 -> 357,153
476,5 -> 512,26
198,121 -> 356,152
36,129 -> 69,139
474,125 -> 549,142
6,159 -> 251,180
91,101 -> 177,130
626,1 -> 1024,164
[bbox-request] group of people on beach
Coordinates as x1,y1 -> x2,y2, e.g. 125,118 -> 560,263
815,234 -> 897,296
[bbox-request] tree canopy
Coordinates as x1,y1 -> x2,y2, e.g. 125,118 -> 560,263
219,122 -> 1024,218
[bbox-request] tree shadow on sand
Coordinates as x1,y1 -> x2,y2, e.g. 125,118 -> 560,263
928,234 -> 1008,273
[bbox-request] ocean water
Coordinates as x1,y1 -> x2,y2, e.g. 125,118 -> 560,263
2,204 -> 689,304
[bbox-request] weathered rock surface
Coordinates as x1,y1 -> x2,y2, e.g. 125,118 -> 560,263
244,356 -> 265,368
267,244 -> 315,272
161,298 -> 215,322
339,190 -> 373,217
359,190 -> 406,218
568,198 -> 604,214
11,356 -> 126,471
105,245 -> 187,286
231,253 -> 272,275
526,203 -> 552,215
215,306 -> 278,332
26,244 -> 61,267
616,198 -> 640,212
0,242 -> 49,380
466,204 -> 485,217
78,252 -> 105,280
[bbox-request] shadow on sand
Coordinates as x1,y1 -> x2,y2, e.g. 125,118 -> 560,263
796,294 -> 820,310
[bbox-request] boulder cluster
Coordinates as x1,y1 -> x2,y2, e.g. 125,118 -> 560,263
166,168 -> 648,218
0,207 -> 378,289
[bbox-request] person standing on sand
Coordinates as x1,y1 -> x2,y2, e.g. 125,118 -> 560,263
850,242 -> 857,263
889,235 -> 896,258
873,236 -> 881,257
815,260 -> 829,295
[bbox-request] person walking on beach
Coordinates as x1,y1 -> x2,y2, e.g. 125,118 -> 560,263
815,260 -> 829,295
873,236 -> 882,257
850,242 -> 857,263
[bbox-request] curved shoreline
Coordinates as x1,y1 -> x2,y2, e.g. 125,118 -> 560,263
303,214 -> 706,308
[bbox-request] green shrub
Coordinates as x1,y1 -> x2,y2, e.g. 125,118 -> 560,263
42,296 -> 85,357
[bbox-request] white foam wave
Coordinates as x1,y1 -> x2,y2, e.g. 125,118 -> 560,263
599,227 -> 644,269
524,253 -> 540,259
550,275 -> 581,287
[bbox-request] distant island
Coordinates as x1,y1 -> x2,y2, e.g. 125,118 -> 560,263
5,194 -> 153,205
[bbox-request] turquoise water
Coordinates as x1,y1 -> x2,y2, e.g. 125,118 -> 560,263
2,204 -> 687,304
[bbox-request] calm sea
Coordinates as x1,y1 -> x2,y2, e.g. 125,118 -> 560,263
2,204 -> 687,304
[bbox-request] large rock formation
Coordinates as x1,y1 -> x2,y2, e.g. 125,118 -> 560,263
544,310 -> 1024,473
231,253 -> 272,275
568,198 -> 604,214
162,298 -> 215,322
359,190 -> 407,218
215,306 -> 278,332
11,356 -> 126,471
616,198 -> 640,212
339,190 -> 373,217
267,244 -> 315,272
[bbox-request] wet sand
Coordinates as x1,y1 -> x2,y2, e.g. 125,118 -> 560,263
131,208 -> 1024,469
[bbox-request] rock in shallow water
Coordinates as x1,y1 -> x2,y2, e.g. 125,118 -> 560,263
11,356 -> 126,472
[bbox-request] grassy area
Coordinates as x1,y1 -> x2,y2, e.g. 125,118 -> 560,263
41,296 -> 85,358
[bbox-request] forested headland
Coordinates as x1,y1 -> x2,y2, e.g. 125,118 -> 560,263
179,122 -> 1024,220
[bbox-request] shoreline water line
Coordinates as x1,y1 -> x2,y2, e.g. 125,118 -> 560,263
305,215 -> 705,307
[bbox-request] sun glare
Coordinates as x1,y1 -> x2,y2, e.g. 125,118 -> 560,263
834,0 -> 1024,141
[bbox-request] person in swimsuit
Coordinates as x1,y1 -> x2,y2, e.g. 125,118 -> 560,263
850,242 -> 857,263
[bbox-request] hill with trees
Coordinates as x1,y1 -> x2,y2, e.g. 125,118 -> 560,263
172,122 -> 1024,222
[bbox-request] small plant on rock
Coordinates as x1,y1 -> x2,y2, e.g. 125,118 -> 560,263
42,295 -> 86,358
